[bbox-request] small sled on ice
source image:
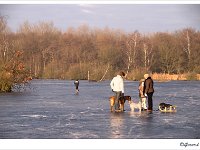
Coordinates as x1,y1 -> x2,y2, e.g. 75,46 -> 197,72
159,103 -> 177,112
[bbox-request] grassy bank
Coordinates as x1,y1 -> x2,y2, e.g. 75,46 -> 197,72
151,73 -> 200,81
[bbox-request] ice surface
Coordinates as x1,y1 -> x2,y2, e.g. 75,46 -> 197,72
0,79 -> 199,139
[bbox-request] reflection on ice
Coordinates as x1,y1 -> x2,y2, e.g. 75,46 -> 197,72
21,115 -> 47,118
109,113 -> 124,138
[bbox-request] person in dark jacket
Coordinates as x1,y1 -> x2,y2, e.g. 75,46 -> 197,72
144,74 -> 154,111
74,80 -> 79,94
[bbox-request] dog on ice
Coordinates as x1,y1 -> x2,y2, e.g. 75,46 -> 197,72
129,100 -> 142,112
109,95 -> 132,112
159,102 -> 176,112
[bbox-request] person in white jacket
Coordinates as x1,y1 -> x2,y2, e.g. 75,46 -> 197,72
110,71 -> 125,111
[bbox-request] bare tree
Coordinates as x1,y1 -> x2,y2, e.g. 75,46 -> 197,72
181,29 -> 192,63
142,36 -> 154,72
124,31 -> 140,78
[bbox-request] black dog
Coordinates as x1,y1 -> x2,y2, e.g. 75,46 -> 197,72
159,103 -> 172,110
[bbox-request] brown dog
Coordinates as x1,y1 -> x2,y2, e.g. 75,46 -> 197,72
109,96 -> 132,112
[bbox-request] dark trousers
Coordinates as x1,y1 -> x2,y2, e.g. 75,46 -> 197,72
114,91 -> 122,110
147,92 -> 153,110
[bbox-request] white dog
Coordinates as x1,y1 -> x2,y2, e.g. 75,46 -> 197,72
129,100 -> 142,112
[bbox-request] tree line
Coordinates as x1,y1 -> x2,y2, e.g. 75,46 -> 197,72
1,15 -> 200,91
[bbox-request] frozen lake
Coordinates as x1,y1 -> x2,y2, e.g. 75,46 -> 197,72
0,79 -> 199,139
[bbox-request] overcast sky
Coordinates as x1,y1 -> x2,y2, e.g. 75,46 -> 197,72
0,4 -> 200,33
